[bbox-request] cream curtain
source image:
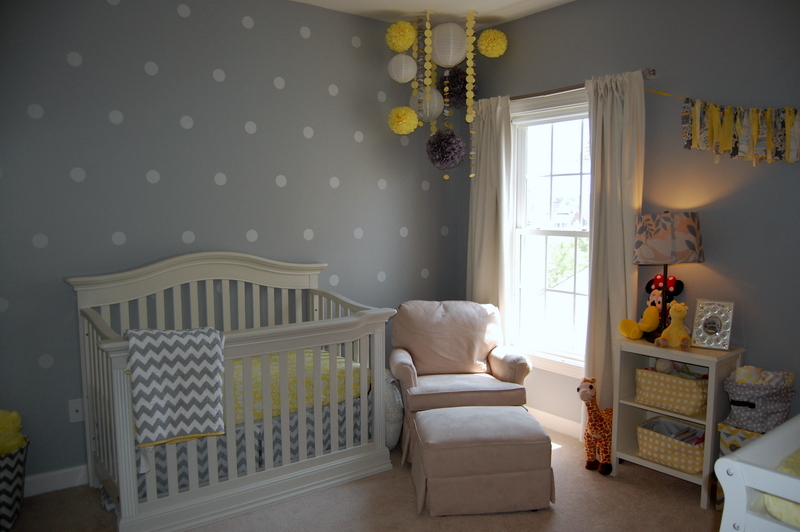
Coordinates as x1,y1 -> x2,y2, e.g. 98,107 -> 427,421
584,71 -> 646,409
466,96 -> 513,331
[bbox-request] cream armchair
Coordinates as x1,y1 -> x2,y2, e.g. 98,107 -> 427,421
389,300 -> 531,462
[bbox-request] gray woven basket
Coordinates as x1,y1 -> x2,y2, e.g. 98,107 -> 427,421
0,439 -> 28,532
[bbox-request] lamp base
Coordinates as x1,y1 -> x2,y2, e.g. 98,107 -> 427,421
643,324 -> 665,343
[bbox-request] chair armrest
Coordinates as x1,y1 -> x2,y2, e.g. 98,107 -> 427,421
389,348 -> 418,391
488,347 -> 532,385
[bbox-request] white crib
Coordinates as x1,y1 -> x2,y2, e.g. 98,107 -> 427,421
65,251 -> 396,532
715,413 -> 800,531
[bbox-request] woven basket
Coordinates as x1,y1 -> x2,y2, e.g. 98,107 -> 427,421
0,439 -> 28,532
635,368 -> 708,416
637,417 -> 704,474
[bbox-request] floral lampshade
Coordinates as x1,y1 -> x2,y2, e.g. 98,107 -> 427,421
633,212 -> 704,265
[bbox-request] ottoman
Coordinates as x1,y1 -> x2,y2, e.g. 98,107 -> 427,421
411,405 -> 555,516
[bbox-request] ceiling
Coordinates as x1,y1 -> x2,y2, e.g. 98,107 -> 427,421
289,0 -> 576,27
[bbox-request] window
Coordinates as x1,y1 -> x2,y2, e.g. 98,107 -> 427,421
510,89 -> 590,378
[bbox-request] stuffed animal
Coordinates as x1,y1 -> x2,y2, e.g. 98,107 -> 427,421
655,300 -> 691,350
655,357 -> 680,376
577,378 -> 613,475
618,274 -> 684,342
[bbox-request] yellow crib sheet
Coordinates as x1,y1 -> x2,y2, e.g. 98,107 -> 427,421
230,350 -> 367,425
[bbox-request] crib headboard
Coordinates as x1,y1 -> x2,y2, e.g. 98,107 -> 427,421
65,251 -> 359,336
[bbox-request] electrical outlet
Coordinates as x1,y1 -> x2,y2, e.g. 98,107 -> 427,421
68,398 -> 84,423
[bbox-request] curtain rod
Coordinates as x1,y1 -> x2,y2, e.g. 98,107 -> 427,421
510,67 -> 656,101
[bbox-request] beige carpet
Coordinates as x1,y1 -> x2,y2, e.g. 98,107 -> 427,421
12,430 -> 722,532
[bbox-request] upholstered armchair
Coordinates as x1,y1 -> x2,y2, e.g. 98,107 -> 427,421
389,300 -> 532,462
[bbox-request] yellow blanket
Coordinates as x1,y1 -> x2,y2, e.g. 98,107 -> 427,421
231,350 -> 367,425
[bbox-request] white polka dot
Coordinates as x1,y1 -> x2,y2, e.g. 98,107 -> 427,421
28,104 -> 44,119
354,131 -> 364,143
300,26 -> 311,39
329,176 -> 339,188
67,52 -> 83,67
0,297 -> 8,312
303,229 -> 314,241
146,170 -> 160,183
274,77 -> 285,89
144,61 -> 158,75
378,179 -> 387,190
303,126 -> 314,139
441,226 -> 449,236
421,268 -> 430,279
70,167 -> 86,182
242,16 -> 254,29
180,116 -> 194,129
400,227 -> 408,237
38,354 -> 55,369
112,231 -> 126,245
354,228 -> 363,239
422,181 -> 430,191
328,84 -> 339,96
107,0 -> 120,5
276,174 -> 287,187
182,230 -> 195,244
213,69 -> 225,82
109,110 -> 124,124
329,275 -> 340,286
377,271 -> 387,283
32,233 -> 48,248
245,121 -> 257,134
246,229 -> 258,242
214,172 -> 227,186
177,4 -> 191,17
352,36 -> 361,48
400,136 -> 409,146
377,91 -> 387,102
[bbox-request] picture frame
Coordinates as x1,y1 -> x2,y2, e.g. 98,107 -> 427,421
691,299 -> 734,350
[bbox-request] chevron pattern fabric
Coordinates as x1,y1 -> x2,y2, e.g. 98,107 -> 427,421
126,327 -> 225,447
0,439 -> 28,531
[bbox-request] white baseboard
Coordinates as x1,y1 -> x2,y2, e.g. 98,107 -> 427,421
528,408 -> 582,440
25,465 -> 88,497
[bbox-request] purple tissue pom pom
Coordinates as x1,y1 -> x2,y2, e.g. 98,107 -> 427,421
426,129 -> 466,170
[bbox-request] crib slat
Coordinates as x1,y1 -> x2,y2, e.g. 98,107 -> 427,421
328,347 -> 339,453
166,445 -> 179,497
205,281 -> 215,330
243,358 -> 256,475
260,353 -> 273,470
189,281 -> 199,328
281,289 -> 289,325
267,288 -> 276,327
137,297 -> 147,329
297,350 -> 307,461
119,300 -> 130,332
252,284 -> 261,328
312,346 -> 323,457
187,439 -> 199,490
144,450 -> 157,501
173,285 -> 183,330
344,341 -> 354,449
279,351 -> 290,464
156,291 -> 166,329
237,282 -> 246,331
222,281 -> 232,331
294,290 -> 302,324
207,435 -> 219,486
360,336 -> 369,446
224,357 -> 237,480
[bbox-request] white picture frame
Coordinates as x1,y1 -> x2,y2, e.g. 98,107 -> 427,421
691,299 -> 734,350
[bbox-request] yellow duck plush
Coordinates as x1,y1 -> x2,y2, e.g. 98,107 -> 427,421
654,301 -> 691,350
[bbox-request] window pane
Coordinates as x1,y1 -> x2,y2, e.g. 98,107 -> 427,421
551,175 -> 581,229
582,118 -> 591,173
526,175 -> 551,229
575,236 -> 589,295
552,119 -> 583,175
546,236 -> 575,290
526,124 -> 552,178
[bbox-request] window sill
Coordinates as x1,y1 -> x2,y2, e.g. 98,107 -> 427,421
527,352 -> 584,379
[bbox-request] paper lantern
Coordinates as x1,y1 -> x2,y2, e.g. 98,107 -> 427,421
430,22 -> 467,68
388,54 -> 417,83
409,88 -> 444,122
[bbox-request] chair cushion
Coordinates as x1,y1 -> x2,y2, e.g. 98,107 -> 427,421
391,300 -> 502,376
405,373 -> 527,412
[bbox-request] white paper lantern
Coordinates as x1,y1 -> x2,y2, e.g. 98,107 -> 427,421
387,53 -> 417,84
431,22 -> 467,68
409,87 -> 444,122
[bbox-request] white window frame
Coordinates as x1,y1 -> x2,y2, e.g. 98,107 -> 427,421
509,88 -> 589,379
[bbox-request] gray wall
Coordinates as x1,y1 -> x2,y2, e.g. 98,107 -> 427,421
479,0 -> 800,422
0,1 -> 469,476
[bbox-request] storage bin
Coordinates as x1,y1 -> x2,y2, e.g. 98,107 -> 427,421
723,376 -> 795,433
637,416 -> 704,475
0,439 -> 28,532
634,368 -> 708,416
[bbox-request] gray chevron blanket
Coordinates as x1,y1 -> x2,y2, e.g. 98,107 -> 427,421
126,327 -> 225,447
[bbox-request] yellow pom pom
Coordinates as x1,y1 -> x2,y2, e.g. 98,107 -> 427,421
388,107 -> 419,135
477,29 -> 508,58
386,20 -> 416,53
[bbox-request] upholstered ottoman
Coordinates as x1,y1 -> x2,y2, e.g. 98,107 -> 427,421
411,405 -> 555,516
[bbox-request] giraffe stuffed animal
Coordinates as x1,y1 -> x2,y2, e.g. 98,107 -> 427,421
577,378 -> 613,475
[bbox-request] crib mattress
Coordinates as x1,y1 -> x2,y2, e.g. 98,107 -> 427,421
136,395 -> 373,501
230,350 -> 367,424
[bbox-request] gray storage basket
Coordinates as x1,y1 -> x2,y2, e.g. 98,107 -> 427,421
723,376 -> 795,433
0,439 -> 28,532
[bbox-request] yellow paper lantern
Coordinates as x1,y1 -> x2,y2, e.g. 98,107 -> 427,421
430,22 -> 467,68
388,54 -> 417,83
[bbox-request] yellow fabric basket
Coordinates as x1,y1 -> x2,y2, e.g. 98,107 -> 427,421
634,368 -> 708,416
637,416 -> 704,475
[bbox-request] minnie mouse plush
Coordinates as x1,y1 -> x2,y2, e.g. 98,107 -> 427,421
618,274 -> 684,342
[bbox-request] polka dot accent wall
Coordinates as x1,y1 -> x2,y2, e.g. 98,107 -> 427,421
0,0 -> 468,477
